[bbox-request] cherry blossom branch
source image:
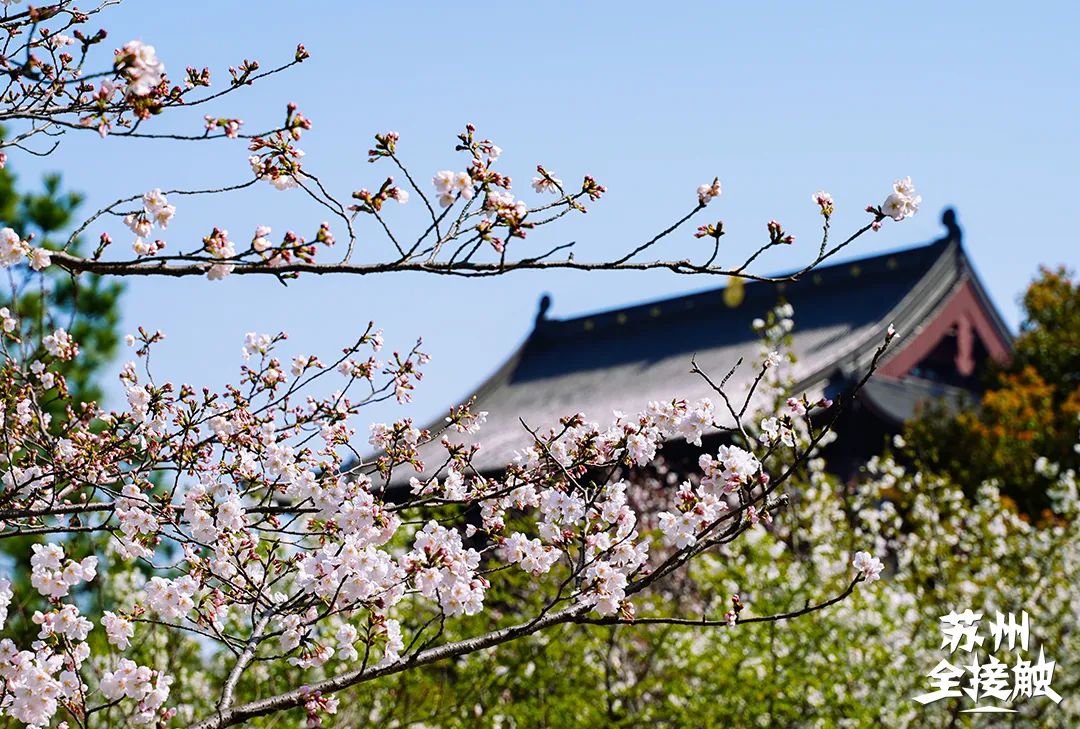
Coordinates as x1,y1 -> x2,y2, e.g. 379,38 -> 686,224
187,602 -> 590,729
0,8 -> 915,289
44,243 -> 873,280
38,172 -> 902,281
217,614 -> 272,712
0,2 -> 310,151
574,576 -> 863,628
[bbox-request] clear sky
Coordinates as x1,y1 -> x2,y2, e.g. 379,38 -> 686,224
14,1 -> 1080,429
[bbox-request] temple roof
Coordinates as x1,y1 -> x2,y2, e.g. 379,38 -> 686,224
404,209 -> 1012,477
859,375 -> 976,423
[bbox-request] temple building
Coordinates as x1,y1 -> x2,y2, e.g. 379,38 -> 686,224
414,208 -> 1012,479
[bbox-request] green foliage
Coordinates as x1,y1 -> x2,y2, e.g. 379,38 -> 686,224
1015,266 -> 1080,393
311,457 -> 1080,729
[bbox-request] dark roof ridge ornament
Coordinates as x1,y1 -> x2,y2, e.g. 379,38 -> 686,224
941,207 -> 962,244
534,293 -> 552,326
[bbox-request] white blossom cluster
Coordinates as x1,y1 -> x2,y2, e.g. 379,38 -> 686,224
0,544 -> 168,727
881,176 -> 921,222
433,170 -> 475,208
115,40 -> 165,98
126,188 -> 175,256
0,227 -> 50,271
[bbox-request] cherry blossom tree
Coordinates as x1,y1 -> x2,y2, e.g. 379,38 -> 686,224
0,3 -> 927,727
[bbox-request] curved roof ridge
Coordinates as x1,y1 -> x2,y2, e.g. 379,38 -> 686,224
548,222 -> 954,328
539,224 -> 957,338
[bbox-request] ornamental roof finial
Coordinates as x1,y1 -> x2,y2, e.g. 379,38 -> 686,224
941,207 -> 962,243
535,293 -> 552,325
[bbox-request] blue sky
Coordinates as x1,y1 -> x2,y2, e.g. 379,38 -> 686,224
14,1 -> 1080,428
